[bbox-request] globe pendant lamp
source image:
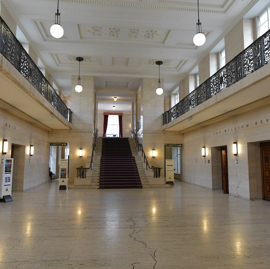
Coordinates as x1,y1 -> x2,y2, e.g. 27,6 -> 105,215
155,61 -> 163,95
50,0 -> 64,38
75,57 -> 84,93
193,0 -> 206,46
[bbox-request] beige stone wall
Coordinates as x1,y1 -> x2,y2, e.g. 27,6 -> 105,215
49,75 -> 95,183
199,55 -> 211,84
0,106 -> 49,192
181,102 -> 270,200
225,19 -> 245,63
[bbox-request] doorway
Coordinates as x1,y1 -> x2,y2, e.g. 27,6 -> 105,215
49,143 -> 69,179
261,142 -> 270,201
164,144 -> 182,180
211,146 -> 228,193
221,147 -> 229,194
11,144 -> 25,191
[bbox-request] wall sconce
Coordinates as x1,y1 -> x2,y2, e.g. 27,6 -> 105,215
152,149 -> 156,158
30,145 -> 34,156
2,139 -> 8,154
201,146 -> 206,157
233,142 -> 238,156
113,96 -> 117,101
79,148 -> 83,158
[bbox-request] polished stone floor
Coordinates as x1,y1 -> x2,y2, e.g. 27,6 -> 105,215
1,180 -> 270,269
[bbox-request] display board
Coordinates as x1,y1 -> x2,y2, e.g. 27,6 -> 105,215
165,159 -> 174,183
59,159 -> 68,190
0,158 -> 14,201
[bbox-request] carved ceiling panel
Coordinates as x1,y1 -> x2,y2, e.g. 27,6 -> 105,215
79,25 -> 165,42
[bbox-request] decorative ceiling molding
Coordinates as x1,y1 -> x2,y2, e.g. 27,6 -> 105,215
57,0 -> 231,13
47,38 -> 196,50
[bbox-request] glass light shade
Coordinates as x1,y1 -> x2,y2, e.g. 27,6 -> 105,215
30,145 -> 34,156
113,106 -> 116,110
114,97 -> 117,101
50,23 -> 64,38
3,140 -> 8,154
156,87 -> 163,95
202,146 -> 206,157
79,148 -> 83,157
193,32 -> 206,46
75,84 -> 83,93
233,142 -> 238,156
152,149 -> 156,158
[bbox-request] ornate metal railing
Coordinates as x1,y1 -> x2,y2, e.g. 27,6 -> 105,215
0,17 -> 72,122
163,28 -> 270,125
76,129 -> 99,178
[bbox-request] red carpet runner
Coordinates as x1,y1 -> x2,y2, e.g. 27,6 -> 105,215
99,138 -> 142,189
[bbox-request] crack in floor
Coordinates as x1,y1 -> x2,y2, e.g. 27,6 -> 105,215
128,216 -> 157,269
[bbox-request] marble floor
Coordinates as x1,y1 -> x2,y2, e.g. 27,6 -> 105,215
1,180 -> 270,269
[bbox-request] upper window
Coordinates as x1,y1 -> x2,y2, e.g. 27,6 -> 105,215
258,8 -> 270,37
106,115 -> 119,137
220,49 -> 226,68
171,87 -> 179,107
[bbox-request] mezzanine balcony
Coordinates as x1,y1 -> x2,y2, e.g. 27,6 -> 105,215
0,17 -> 72,130
162,29 -> 270,132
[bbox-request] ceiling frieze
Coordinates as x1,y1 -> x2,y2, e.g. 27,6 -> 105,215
57,0 -> 228,13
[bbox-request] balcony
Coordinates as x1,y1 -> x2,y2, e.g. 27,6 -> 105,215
163,29 -> 270,132
0,17 -> 72,129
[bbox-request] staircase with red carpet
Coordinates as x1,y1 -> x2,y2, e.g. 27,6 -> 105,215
99,137 -> 142,189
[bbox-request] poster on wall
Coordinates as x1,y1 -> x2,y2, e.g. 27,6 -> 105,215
61,168 -> 67,178
4,174 -> 11,186
5,159 -> 12,173
1,158 -> 14,201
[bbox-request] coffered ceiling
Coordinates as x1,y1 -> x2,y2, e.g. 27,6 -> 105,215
2,0 -> 267,113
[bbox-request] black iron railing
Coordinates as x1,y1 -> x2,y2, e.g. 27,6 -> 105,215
163,29 -> 270,125
0,17 -> 72,122
76,129 -> 99,178
133,131 -> 152,170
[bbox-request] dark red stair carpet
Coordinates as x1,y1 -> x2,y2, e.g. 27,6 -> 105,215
99,138 -> 142,189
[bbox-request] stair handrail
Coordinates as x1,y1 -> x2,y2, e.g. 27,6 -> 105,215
76,129 -> 99,178
133,131 -> 152,170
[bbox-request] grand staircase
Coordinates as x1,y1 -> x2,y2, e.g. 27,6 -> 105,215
99,138 -> 142,189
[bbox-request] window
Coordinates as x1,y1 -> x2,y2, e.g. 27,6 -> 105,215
106,115 -> 119,137
258,8 -> 270,37
171,87 -> 179,107
220,49 -> 226,68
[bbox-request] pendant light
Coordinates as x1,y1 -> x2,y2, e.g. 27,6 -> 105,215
193,0 -> 206,46
75,57 -> 84,93
155,61 -> 163,95
50,0 -> 64,38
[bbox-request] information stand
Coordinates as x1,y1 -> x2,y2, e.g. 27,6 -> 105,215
166,159 -> 174,184
59,159 -> 68,190
0,158 -> 14,202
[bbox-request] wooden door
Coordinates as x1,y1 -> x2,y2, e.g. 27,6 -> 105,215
221,148 -> 229,194
261,144 -> 270,201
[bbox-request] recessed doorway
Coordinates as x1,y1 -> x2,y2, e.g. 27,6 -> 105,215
11,144 -> 25,191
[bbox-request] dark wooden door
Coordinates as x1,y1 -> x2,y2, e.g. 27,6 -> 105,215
261,144 -> 270,201
221,148 -> 229,194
